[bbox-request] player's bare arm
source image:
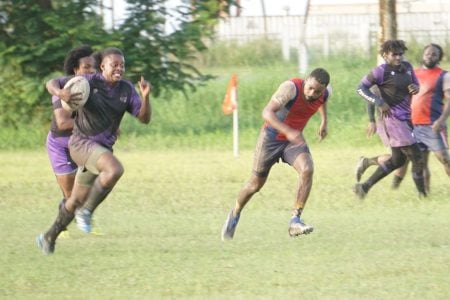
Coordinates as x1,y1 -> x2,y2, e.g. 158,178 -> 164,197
54,108 -> 74,131
432,74 -> 450,132
317,103 -> 327,141
137,76 -> 152,124
262,81 -> 305,145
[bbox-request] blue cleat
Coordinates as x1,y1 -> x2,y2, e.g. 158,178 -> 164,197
36,233 -> 55,255
221,209 -> 240,241
288,216 -> 313,237
75,208 -> 92,233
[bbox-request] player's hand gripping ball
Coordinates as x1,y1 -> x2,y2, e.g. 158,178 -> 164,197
61,76 -> 90,112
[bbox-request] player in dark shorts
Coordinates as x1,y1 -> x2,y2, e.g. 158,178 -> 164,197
46,45 -> 96,237
37,47 -> 152,254
354,39 -> 427,199
411,43 -> 450,190
221,68 -> 331,240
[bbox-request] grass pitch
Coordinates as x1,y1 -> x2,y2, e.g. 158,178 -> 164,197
1,146 -> 449,299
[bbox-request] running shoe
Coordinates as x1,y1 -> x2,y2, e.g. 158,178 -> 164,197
75,208 -> 92,233
355,156 -> 369,182
221,209 -> 240,241
36,233 -> 55,255
288,216 -> 313,237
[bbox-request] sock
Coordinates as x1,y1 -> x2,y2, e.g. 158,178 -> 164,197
363,165 -> 390,192
391,175 -> 403,189
81,178 -> 112,213
291,208 -> 303,218
45,203 -> 75,242
412,172 -> 427,196
58,198 -> 68,231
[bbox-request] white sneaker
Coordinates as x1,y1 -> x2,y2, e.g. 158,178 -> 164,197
288,216 -> 313,237
75,208 -> 92,233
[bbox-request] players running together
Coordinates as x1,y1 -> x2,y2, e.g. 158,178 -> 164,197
37,47 -> 152,255
353,39 -> 427,199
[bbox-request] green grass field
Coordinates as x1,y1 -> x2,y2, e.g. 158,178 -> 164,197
1,145 -> 449,299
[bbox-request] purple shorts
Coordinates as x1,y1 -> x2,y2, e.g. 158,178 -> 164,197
414,125 -> 448,152
46,132 -> 77,175
380,117 -> 416,147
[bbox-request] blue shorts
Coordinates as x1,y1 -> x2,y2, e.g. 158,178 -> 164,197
46,132 -> 77,175
252,129 -> 310,177
413,125 -> 448,152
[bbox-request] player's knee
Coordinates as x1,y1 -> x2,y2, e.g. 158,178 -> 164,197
300,165 -> 314,179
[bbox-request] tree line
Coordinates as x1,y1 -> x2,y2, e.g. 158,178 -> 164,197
0,0 -> 237,127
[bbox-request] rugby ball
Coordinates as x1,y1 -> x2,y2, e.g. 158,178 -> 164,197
61,76 -> 90,112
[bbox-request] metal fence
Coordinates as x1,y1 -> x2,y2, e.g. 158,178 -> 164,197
215,12 -> 450,58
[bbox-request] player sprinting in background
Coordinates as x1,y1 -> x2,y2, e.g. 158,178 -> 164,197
222,68 -> 331,240
355,43 -> 450,193
411,43 -> 450,190
354,39 -> 427,199
355,101 -> 409,189
37,47 -> 152,255
46,45 -> 103,236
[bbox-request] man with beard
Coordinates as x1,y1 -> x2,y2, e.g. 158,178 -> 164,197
221,68 -> 331,240
354,39 -> 427,199
411,43 -> 450,190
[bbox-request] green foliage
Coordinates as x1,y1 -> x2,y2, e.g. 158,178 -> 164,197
0,0 -> 238,127
0,0 -> 108,126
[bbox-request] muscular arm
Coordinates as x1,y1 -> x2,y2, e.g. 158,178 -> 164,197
262,81 -> 305,145
432,73 -> 450,132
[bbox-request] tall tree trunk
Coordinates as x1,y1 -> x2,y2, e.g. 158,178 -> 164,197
378,0 -> 397,64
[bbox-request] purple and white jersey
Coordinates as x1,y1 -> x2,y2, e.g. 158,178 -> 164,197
57,73 -> 142,150
357,61 -> 419,121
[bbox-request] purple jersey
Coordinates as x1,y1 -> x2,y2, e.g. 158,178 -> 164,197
357,61 -> 419,121
57,73 -> 142,150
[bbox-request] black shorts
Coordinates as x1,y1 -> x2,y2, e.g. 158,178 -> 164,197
252,129 -> 310,177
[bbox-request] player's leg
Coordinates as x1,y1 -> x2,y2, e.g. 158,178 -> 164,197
282,142 -> 314,236
36,176 -> 91,255
76,150 -> 123,233
356,154 -> 389,182
222,129 -> 280,240
401,144 -> 427,197
46,133 -> 78,237
391,159 -> 409,189
434,149 -> 450,176
288,150 -> 314,236
353,147 -> 407,199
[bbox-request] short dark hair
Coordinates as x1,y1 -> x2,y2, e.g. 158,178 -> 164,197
63,45 -> 94,75
98,47 -> 124,64
379,39 -> 408,56
424,43 -> 444,61
309,68 -> 330,86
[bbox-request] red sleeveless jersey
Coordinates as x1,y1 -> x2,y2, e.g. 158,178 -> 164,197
411,67 -> 447,125
265,78 -> 328,141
